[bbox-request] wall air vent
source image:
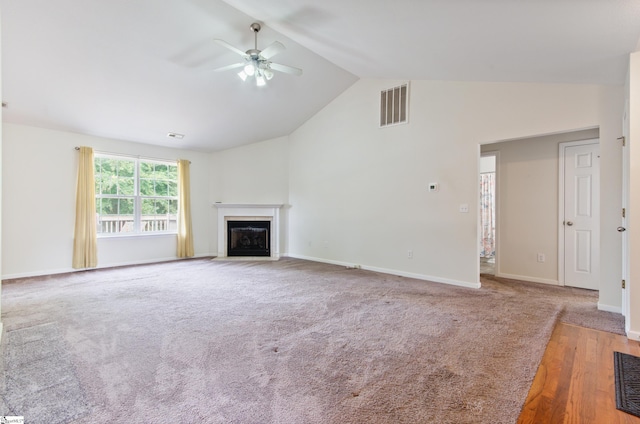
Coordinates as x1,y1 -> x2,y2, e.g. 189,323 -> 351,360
380,83 -> 408,127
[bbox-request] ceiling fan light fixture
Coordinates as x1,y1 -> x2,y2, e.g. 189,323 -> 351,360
256,74 -> 266,87
264,69 -> 274,80
237,70 -> 248,81
243,62 -> 255,76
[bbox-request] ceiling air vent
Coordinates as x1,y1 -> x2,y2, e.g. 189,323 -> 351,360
167,132 -> 185,140
380,83 -> 408,127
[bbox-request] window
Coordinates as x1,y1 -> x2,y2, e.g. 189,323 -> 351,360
94,154 -> 178,236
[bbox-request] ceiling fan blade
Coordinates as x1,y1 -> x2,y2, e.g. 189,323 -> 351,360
260,41 -> 285,59
210,62 -> 245,72
213,39 -> 247,57
270,62 -> 303,76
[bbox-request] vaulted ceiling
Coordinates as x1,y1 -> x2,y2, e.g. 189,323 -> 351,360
3,0 -> 640,152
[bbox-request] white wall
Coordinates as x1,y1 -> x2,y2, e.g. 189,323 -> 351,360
482,129 -> 599,285
2,124 -> 213,278
211,136 -> 290,204
287,79 -> 623,297
598,87 -> 626,312
209,136 -> 290,255
628,52 -> 640,339
0,6 -> 3,335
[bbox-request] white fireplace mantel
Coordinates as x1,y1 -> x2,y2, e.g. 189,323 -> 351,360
214,203 -> 283,259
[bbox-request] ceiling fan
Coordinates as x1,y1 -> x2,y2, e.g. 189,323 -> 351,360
213,23 -> 303,86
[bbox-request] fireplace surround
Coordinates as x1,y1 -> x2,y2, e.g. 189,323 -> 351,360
214,203 -> 282,259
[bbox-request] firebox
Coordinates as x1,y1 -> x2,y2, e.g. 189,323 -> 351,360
227,221 -> 270,257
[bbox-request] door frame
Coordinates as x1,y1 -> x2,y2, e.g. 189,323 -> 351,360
557,138 -> 600,287
622,100 -> 630,330
622,137 -> 630,324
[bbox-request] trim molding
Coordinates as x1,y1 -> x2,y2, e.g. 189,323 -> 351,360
627,330 -> 640,342
597,302 -> 622,314
287,254 -> 481,289
1,253 -> 214,280
495,272 -> 559,286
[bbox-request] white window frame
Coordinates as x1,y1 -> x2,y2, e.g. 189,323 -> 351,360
95,153 -> 179,237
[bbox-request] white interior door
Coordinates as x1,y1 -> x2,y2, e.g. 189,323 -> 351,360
561,141 -> 600,290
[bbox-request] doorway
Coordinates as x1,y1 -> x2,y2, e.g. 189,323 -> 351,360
480,128 -> 599,286
480,152 -> 497,276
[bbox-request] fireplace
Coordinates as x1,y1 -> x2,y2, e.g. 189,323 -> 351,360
227,221 -> 270,257
214,203 -> 282,259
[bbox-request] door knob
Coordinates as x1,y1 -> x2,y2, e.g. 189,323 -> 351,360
566,221 -> 574,226
617,226 -> 626,232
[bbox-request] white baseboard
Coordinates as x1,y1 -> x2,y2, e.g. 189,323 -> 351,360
495,272 -> 559,286
3,266 -> 78,280
1,253 -> 214,280
627,330 -> 640,342
286,254 -> 481,289
597,303 -> 622,314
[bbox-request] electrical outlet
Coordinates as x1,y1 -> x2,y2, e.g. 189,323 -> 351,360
407,250 -> 413,259
537,253 -> 545,263
459,204 -> 469,213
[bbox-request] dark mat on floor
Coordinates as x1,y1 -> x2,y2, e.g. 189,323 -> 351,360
614,351 -> 640,418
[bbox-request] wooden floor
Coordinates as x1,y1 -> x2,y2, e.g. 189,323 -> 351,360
518,322 -> 640,423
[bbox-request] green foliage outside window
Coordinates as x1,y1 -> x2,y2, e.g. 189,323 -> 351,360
94,155 -> 179,234
95,157 -> 136,215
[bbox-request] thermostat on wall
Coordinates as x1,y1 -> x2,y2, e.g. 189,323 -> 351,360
428,183 -> 439,192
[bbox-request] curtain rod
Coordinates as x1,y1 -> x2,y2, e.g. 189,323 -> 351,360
74,146 -> 191,164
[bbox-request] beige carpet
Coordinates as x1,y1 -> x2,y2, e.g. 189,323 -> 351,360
0,258 -> 624,423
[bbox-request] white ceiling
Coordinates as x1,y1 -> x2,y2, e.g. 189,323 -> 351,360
3,0 -> 640,152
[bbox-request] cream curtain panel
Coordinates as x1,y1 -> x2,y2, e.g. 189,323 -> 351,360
72,146 -> 98,269
177,159 -> 194,258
